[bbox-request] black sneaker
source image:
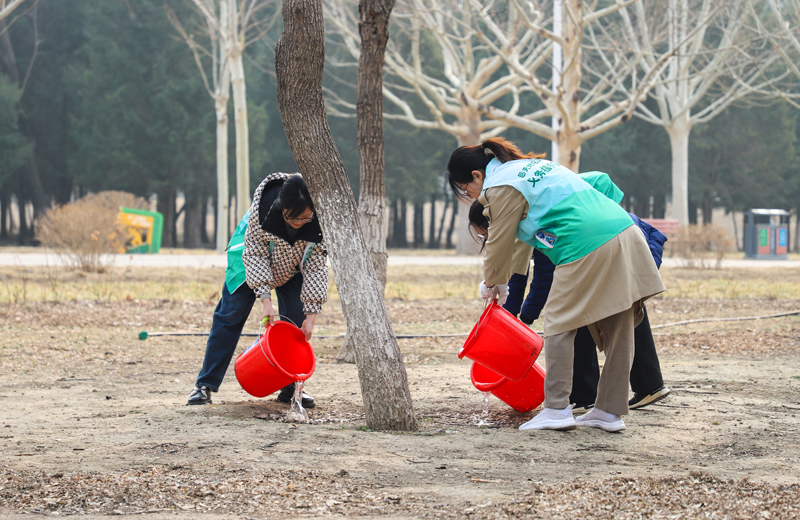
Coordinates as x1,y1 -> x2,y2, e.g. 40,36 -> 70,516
572,402 -> 595,414
629,386 -> 670,409
276,387 -> 316,409
187,385 -> 212,405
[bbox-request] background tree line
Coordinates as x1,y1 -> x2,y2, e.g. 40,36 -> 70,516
0,0 -> 798,250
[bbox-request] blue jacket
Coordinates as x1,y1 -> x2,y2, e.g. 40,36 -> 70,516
504,214 -> 667,324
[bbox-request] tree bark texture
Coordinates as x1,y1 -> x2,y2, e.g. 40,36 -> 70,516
666,113 -> 691,225
553,0 -> 583,173
229,51 -> 251,220
355,0 -> 393,287
335,0 -> 395,364
275,0 -> 416,431
214,67 -> 231,252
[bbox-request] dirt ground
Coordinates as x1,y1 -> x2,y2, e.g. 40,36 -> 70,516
2,266 -> 800,519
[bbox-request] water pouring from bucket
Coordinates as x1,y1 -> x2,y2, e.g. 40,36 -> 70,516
286,380 -> 310,423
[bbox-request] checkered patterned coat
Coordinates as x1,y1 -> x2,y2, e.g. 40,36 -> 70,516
242,173 -> 329,315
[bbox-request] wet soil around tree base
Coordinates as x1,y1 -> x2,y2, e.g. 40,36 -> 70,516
1,296 -> 800,518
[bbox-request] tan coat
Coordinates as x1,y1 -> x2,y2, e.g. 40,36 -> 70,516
478,185 -> 665,337
477,185 -> 530,285
543,225 -> 665,337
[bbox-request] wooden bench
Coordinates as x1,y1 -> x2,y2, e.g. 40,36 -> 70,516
642,218 -> 680,236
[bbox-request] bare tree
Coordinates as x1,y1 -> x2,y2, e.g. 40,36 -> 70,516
224,0 -> 261,219
173,0 -> 276,248
0,0 -> 26,23
325,0 -> 663,252
0,0 -> 48,239
753,0 -> 800,109
619,0 -> 779,224
168,2 -> 231,252
452,0 -> 663,173
275,0 -> 417,431
336,0 -> 396,364
326,0 -> 508,254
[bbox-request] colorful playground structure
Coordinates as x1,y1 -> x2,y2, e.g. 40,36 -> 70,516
113,207 -> 163,254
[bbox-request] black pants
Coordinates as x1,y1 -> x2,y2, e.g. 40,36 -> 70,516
195,272 -> 305,391
569,306 -> 664,404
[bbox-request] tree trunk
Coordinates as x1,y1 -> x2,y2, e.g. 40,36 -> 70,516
454,131 -> 481,254
229,50 -> 250,220
393,198 -> 407,247
0,190 -> 9,240
354,0 -> 393,285
275,0 -> 416,432
157,188 -> 176,248
13,171 -> 30,243
200,196 -> 211,245
701,193 -> 713,225
427,194 -> 437,248
665,113 -> 692,225
794,210 -> 799,253
16,196 -> 28,245
445,198 -> 457,249
214,44 -> 231,252
336,0 -> 395,364
552,0 -> 583,173
435,197 -> 449,247
183,194 -> 203,249
653,193 -> 666,219
413,201 -> 424,247
1,19 -> 49,219
386,199 -> 396,246
688,200 -> 698,225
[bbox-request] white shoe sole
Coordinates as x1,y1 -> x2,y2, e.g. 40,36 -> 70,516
629,387 -> 671,409
519,418 -> 577,431
575,418 -> 626,432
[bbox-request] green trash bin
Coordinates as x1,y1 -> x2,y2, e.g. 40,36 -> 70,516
117,207 -> 164,253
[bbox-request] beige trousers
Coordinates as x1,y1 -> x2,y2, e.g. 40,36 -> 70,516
543,304 -> 636,416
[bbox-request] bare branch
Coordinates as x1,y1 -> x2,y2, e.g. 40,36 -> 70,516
0,0 -> 26,23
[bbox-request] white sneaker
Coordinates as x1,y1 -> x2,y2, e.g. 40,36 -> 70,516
575,407 -> 626,432
519,405 -> 576,431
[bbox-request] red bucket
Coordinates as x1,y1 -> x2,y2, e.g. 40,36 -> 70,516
234,321 -> 316,398
470,361 -> 545,413
458,302 -> 543,381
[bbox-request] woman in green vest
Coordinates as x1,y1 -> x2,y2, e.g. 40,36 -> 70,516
187,173 -> 328,407
447,138 -> 665,432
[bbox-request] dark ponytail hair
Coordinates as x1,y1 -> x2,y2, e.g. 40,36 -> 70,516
277,174 -> 315,219
446,137 -> 544,202
468,200 -> 490,251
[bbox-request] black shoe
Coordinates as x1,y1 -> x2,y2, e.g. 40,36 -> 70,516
187,385 -> 212,405
572,402 -> 595,414
629,386 -> 671,409
276,387 -> 316,409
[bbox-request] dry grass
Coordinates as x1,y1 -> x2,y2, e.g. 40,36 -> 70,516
1,262 -> 800,304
